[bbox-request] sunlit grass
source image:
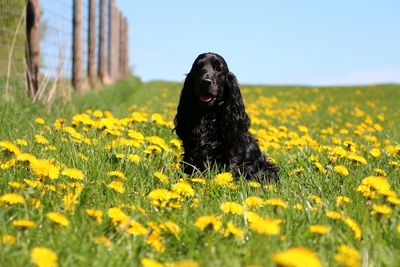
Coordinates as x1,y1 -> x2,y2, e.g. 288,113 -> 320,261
0,80 -> 399,266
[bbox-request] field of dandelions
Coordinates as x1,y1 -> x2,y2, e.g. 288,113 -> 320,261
0,79 -> 399,267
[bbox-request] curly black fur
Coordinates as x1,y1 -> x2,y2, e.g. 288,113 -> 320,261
174,52 -> 279,182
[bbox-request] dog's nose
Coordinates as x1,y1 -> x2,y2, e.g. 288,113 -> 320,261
201,78 -> 212,88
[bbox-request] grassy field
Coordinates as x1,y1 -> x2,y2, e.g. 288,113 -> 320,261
0,79 -> 399,267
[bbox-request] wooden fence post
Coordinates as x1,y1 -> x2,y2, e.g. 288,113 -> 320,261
98,0 -> 107,83
108,0 -> 114,81
26,0 -> 40,98
124,17 -> 129,77
115,9 -> 120,79
88,0 -> 96,88
119,14 -> 124,79
72,0 -> 83,92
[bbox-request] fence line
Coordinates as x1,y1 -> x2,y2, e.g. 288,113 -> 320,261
0,0 -> 130,99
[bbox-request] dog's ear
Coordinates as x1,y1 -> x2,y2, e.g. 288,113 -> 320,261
224,72 -> 250,132
174,72 -> 196,139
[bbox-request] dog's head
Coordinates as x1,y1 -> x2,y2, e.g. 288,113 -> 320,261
175,52 -> 249,138
187,52 -> 230,109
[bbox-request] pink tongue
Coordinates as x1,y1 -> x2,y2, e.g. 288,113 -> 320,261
200,95 -> 213,102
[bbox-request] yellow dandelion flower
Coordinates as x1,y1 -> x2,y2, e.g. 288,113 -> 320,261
288,168 -> 305,176
167,259 -> 199,267
172,181 -> 195,197
35,117 -> 45,124
387,196 -> 400,205
0,193 -> 25,205
92,110 -> 103,118
53,118 -> 66,130
308,195 -> 323,205
325,211 -> 342,220
62,168 -> 85,180
1,159 -> 16,170
334,245 -> 361,267
271,247 -> 322,267
128,129 -> 145,141
144,145 -> 163,155
309,224 -> 331,235
389,161 -> 399,167
336,196 -> 351,206
194,215 -> 222,231
160,221 -> 181,237
314,162 -> 326,173
107,170 -> 126,180
30,159 -> 60,179
362,176 -> 392,195
24,179 -> 41,188
93,236 -> 113,250
249,218 -> 281,236
213,172 -> 233,186
371,204 -> 391,216
31,247 -> 58,267
397,224 -> 400,234
148,189 -> 180,208
170,138 -> 182,149
265,198 -> 288,208
127,221 -> 148,236
223,221 -> 244,238
346,153 -> 367,165
154,172 -> 169,184
115,153 -> 125,159
245,211 -> 263,223
16,139 -> 28,146
42,145 -> 56,151
245,196 -> 265,209
151,113 -> 167,126
343,217 -> 362,240
343,140 -> 357,151
86,209 -> 103,224
248,181 -> 261,188
265,184 -> 277,192
12,219 -> 36,229
332,146 -> 347,157
190,198 -> 201,209
298,125 -> 309,133
146,231 -> 165,253
220,202 -> 243,215
0,140 -> 21,155
370,148 -> 381,158
293,203 -> 304,210
28,198 -> 41,208
108,207 -> 131,225
47,212 -> 69,227
127,154 -> 141,163
8,181 -> 24,189
191,177 -> 206,184
373,168 -> 387,177
1,234 -> 16,245
35,134 -> 49,145
334,165 -> 349,176
107,180 -> 125,193
141,258 -> 164,267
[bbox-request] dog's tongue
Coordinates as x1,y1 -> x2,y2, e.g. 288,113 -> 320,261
199,95 -> 213,103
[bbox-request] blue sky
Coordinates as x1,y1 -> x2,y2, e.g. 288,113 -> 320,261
116,0 -> 400,85
41,1 -> 399,85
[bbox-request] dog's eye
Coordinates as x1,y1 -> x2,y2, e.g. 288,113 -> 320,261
214,65 -> 222,72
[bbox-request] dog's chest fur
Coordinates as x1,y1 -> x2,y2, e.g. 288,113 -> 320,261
187,112 -> 230,163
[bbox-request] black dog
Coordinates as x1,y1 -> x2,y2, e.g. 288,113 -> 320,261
174,52 -> 279,182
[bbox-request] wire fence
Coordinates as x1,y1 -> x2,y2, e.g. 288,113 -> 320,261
0,0 -> 129,99
0,1 -> 27,93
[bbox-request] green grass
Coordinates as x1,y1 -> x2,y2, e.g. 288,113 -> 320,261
0,79 -> 400,266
